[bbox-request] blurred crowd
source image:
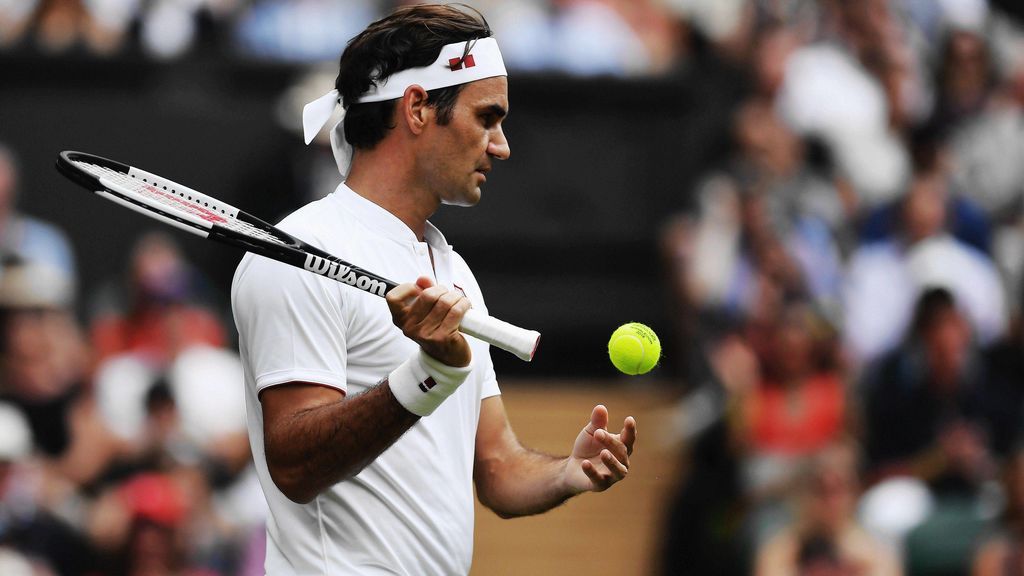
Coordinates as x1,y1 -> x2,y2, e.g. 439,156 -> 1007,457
0,0 -> 685,74
0,145 -> 262,574
659,1 -> 1024,575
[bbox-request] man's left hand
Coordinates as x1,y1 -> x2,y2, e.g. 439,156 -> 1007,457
563,405 -> 637,493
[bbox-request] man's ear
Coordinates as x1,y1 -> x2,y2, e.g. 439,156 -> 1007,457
400,85 -> 431,135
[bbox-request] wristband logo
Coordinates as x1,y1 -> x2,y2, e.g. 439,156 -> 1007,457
303,254 -> 388,296
418,378 -> 437,393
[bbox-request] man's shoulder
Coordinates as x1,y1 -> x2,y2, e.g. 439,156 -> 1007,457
276,195 -> 343,233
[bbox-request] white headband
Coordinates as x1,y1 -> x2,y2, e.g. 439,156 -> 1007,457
302,37 -> 507,177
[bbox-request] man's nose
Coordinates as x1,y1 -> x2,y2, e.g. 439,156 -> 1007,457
488,128 -> 510,160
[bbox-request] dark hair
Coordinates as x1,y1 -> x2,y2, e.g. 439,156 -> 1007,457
797,533 -> 841,569
909,286 -> 957,339
907,120 -> 950,175
335,4 -> 492,150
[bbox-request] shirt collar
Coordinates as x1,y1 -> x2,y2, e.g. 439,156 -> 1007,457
331,182 -> 451,252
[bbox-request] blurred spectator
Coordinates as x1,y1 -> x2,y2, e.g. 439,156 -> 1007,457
233,0 -> 378,63
0,144 -> 75,280
546,0 -> 652,76
934,26 -> 998,128
0,258 -> 87,458
92,346 -> 250,478
901,0 -> 990,48
737,303 -> 847,517
859,121 -> 992,254
932,24 -> 1024,312
17,0 -> 130,55
89,469 -> 223,575
0,257 -> 124,494
775,0 -> 918,207
0,0 -> 39,48
748,23 -> 805,100
90,344 -> 259,575
661,97 -> 846,338
89,232 -> 226,368
463,0 -> 556,72
0,398 -> 98,575
842,151 -> 1006,363
754,441 -> 901,576
859,288 -> 1015,496
2,0 -> 244,58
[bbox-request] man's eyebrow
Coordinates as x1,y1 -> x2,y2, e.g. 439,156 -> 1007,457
482,104 -> 507,118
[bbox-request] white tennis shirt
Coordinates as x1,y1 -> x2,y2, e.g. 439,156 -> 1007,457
231,183 -> 501,575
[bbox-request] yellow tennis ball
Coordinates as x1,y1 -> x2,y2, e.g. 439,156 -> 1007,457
608,322 -> 661,375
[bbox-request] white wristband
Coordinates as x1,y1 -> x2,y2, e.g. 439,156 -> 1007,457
388,350 -> 473,417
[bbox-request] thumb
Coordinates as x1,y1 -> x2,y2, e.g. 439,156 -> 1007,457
585,404 -> 609,433
415,276 -> 435,290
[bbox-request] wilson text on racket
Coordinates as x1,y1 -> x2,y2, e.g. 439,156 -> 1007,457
303,254 -> 389,296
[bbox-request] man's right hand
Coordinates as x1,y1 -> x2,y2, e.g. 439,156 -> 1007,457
386,276 -> 472,367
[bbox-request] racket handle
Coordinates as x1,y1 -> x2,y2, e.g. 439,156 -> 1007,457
460,309 -> 540,362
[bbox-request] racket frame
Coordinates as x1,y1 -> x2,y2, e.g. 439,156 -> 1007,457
56,151 -> 539,361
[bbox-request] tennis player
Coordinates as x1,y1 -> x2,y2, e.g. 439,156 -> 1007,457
231,4 -> 637,574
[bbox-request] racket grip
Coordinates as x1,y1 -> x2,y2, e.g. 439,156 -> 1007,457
459,308 -> 540,362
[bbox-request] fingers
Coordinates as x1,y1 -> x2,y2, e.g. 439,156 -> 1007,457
620,416 -> 637,457
388,277 -> 470,333
385,280 -> 424,314
580,410 -> 636,492
589,408 -> 636,462
584,404 -> 609,434
601,449 -> 628,480
409,287 -> 469,334
580,459 -> 611,491
386,277 -> 472,367
580,449 -> 628,492
594,428 -> 630,468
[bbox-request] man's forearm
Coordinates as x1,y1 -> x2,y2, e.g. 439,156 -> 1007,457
265,381 -> 419,503
475,446 -> 575,518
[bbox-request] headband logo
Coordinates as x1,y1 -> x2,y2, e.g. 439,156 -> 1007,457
448,54 -> 476,71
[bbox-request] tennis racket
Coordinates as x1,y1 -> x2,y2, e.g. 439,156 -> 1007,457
56,151 -> 540,361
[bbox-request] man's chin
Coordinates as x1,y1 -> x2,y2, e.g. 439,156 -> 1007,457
441,187 -> 482,207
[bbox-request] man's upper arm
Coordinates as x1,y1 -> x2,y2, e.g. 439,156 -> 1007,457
260,382 -> 345,437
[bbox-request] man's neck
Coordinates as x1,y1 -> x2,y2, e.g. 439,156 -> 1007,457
344,148 -> 437,241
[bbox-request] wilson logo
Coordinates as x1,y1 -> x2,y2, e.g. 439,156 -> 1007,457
303,254 -> 388,296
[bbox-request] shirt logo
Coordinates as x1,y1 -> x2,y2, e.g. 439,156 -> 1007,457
448,54 -> 476,71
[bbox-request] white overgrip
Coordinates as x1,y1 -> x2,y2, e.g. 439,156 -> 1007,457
459,308 -> 540,362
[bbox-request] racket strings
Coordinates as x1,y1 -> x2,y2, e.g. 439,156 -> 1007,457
74,161 -> 287,246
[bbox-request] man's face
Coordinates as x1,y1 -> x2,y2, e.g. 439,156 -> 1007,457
419,76 -> 510,206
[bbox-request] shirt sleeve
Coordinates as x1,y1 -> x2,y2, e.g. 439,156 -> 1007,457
479,354 -> 501,400
449,251 -> 501,400
232,252 -> 349,394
